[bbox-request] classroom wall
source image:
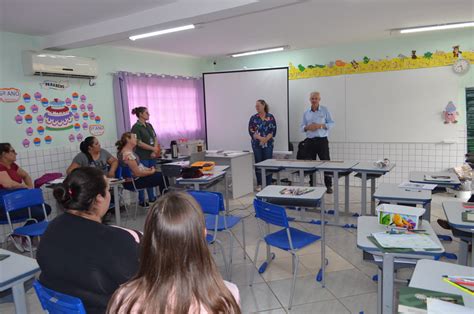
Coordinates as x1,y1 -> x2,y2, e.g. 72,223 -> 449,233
207,29 -> 474,185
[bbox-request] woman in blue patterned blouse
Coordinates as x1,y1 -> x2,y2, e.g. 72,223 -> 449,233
248,99 -> 277,191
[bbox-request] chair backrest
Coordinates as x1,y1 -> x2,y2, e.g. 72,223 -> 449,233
116,165 -> 133,179
187,190 -> 220,215
2,189 -> 44,212
33,281 -> 86,314
253,198 -> 290,228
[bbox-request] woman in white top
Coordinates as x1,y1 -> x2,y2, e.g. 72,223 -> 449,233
107,191 -> 240,314
115,132 -> 165,205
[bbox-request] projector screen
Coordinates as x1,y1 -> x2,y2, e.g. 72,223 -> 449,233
203,67 -> 289,151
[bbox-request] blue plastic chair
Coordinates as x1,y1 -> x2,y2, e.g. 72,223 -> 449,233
116,165 -> 148,219
2,189 -> 49,257
33,280 -> 86,314
187,190 -> 232,279
251,198 -> 321,310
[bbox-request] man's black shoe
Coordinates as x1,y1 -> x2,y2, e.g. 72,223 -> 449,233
326,187 -> 333,194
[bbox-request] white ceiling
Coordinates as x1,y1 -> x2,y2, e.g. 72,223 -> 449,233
1,0 -> 473,57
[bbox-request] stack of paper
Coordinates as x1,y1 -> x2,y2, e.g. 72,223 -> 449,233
371,232 -> 441,250
398,182 -> 437,190
424,175 -> 452,182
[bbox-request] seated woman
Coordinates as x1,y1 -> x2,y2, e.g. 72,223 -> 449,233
0,143 -> 52,252
107,191 -> 240,313
115,132 -> 165,206
36,167 -> 140,314
67,136 -> 118,178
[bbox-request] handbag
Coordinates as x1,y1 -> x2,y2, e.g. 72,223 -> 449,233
181,166 -> 203,179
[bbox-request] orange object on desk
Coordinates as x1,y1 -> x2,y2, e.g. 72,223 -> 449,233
191,161 -> 215,171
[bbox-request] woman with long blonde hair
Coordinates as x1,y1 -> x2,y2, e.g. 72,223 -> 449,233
107,191 -> 240,314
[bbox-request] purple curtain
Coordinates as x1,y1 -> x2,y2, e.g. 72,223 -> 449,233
113,72 -> 205,147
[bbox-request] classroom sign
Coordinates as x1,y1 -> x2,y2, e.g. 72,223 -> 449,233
0,88 -> 21,102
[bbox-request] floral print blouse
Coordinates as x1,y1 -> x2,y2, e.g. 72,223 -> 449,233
248,113 -> 277,147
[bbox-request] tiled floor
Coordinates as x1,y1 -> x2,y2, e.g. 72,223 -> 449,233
0,186 -> 468,314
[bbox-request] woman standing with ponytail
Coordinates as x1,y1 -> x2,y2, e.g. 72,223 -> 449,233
37,168 -> 140,314
248,99 -> 277,191
66,136 -> 118,178
130,107 -> 160,204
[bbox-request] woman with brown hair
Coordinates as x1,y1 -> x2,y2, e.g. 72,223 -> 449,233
107,191 -> 240,314
248,99 -> 277,191
115,132 -> 165,206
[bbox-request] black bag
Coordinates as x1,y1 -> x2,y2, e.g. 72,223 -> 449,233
296,139 -> 311,160
181,166 -> 203,179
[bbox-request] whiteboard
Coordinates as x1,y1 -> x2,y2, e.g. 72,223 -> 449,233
346,67 -> 461,142
204,68 -> 289,151
289,75 -> 346,142
289,66 -> 462,143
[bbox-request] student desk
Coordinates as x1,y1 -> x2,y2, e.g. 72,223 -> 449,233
205,151 -> 253,198
410,259 -> 474,309
315,161 -> 359,223
0,248 -> 40,314
356,216 -> 444,314
254,159 -> 323,187
409,171 -> 461,189
373,183 -> 432,221
352,163 -> 396,216
177,165 -> 230,211
256,185 -> 327,286
442,201 -> 474,267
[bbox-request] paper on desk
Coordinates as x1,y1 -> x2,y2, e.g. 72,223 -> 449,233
424,175 -> 453,182
372,232 -> 441,250
399,182 -> 437,190
427,298 -> 471,314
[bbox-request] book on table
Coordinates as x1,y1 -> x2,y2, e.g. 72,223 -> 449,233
370,232 -> 442,251
424,175 -> 453,182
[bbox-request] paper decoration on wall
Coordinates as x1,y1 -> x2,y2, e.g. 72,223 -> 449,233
45,98 -> 73,131
41,98 -> 49,107
443,101 -> 458,124
31,104 -> 39,113
13,92 -> 105,149
289,48 -> 474,80
89,124 -> 105,136
39,80 -> 70,90
0,88 -> 20,102
23,93 -> 31,103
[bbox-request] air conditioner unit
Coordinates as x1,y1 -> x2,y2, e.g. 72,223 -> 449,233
22,51 -> 98,79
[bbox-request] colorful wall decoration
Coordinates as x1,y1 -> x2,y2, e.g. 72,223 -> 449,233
0,88 -> 21,102
289,47 -> 474,80
10,91 -> 104,148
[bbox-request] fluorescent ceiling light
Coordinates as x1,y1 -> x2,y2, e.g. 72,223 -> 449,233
129,24 -> 195,41
231,46 -> 286,58
399,21 -> 474,34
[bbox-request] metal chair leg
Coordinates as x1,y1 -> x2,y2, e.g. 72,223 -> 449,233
288,254 -> 300,310
215,240 -> 229,280
250,239 -> 262,286
242,221 -> 246,260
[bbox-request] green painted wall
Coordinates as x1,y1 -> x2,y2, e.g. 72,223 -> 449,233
0,31 -> 205,150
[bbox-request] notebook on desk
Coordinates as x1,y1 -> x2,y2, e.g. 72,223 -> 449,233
424,175 -> 453,182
